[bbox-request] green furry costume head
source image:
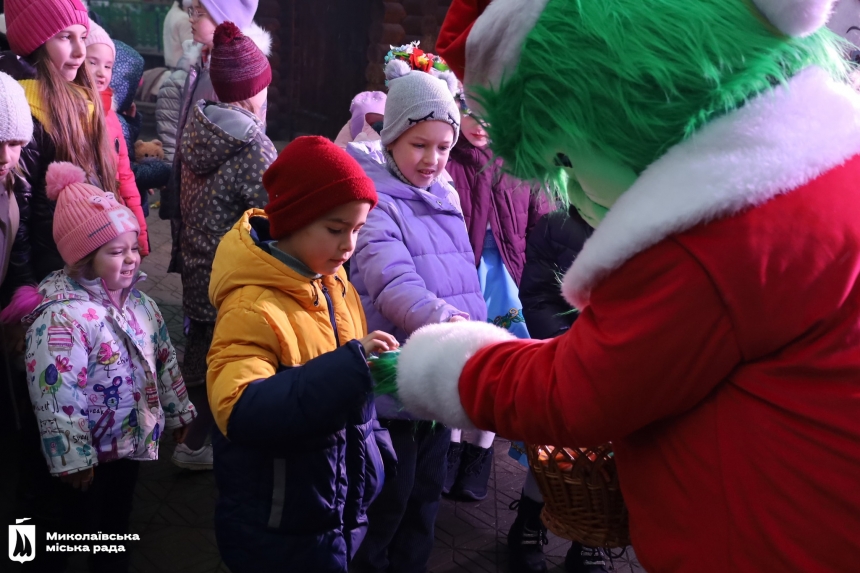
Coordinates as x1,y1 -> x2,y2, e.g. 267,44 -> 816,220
459,0 -> 847,224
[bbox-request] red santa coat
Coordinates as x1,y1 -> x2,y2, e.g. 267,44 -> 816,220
396,67 -> 860,572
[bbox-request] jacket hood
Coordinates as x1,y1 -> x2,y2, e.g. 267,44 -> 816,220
209,209 -> 351,312
347,141 -> 456,205
111,40 -> 144,113
181,101 -> 263,175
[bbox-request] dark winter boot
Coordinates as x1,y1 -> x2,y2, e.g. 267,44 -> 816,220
449,442 -> 493,501
507,494 -> 548,573
442,441 -> 463,495
564,542 -> 612,573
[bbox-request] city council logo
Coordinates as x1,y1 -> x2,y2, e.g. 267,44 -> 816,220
8,518 -> 35,563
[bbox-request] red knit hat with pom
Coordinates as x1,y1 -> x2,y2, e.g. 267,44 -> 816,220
263,136 -> 378,239
47,162 -> 140,265
210,21 -> 272,103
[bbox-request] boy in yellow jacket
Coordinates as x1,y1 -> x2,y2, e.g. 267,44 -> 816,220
206,136 -> 398,573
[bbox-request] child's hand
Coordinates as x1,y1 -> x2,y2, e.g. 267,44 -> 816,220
448,315 -> 467,323
360,331 -> 400,355
173,426 -> 190,444
60,467 -> 94,491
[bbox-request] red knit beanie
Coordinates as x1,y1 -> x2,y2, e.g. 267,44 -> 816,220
209,22 -> 272,104
263,136 -> 378,239
5,0 -> 90,57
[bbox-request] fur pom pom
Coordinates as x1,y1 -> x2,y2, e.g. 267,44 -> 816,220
214,21 -> 241,47
45,162 -> 86,201
243,22 -> 272,57
385,59 -> 412,82
0,285 -> 42,325
433,69 -> 460,97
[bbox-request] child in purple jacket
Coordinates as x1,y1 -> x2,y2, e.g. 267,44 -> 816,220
348,59 -> 486,573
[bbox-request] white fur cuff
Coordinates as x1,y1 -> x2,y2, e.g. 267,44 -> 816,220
396,322 -> 515,428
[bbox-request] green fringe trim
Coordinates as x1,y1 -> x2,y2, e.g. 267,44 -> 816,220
368,351 -> 400,397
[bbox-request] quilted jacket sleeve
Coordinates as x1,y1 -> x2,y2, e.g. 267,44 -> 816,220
353,203 -> 469,335
459,239 -> 742,448
151,299 -> 196,429
25,308 -> 93,475
155,68 -> 188,163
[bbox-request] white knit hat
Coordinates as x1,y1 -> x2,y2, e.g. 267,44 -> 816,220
380,60 -> 461,147
0,72 -> 33,144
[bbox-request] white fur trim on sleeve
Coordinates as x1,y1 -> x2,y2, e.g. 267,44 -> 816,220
751,0 -> 836,37
396,321 -> 515,428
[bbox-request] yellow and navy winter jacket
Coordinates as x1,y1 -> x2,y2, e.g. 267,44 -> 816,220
207,209 -> 395,572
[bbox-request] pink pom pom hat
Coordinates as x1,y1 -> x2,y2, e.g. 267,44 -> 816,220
46,162 -> 139,266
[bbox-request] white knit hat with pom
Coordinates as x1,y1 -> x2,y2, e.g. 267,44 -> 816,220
380,59 -> 461,147
0,72 -> 33,144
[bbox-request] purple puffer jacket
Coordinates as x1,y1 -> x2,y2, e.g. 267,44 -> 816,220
348,142 -> 487,418
447,138 -> 550,286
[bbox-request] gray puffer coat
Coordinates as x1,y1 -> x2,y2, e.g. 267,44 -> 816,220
178,101 -> 277,323
155,39 -> 204,163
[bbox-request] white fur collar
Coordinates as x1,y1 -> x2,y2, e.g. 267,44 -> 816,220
562,66 -> 860,309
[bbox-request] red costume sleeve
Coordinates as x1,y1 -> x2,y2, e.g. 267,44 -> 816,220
458,239 -> 743,447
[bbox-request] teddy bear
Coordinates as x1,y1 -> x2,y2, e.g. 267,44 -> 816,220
134,139 -> 165,162
131,139 -> 171,214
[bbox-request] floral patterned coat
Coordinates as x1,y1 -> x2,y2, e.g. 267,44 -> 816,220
24,271 -> 196,476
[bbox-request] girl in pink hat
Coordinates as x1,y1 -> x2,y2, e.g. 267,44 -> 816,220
0,0 -> 120,285
22,162 -> 195,572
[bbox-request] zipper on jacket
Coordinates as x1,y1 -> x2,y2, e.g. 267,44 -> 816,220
334,275 -> 347,297
321,284 -> 341,346
310,281 -> 320,307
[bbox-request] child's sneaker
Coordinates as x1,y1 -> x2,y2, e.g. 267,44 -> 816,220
171,443 -> 214,470
564,542 -> 613,573
449,442 -> 493,501
442,441 -> 463,495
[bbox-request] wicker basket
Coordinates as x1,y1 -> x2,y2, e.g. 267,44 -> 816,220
525,443 -> 630,548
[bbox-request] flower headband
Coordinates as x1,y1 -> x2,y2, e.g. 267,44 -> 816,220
384,41 -> 450,84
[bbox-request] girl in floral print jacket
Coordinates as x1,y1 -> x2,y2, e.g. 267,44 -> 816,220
24,163 -> 194,559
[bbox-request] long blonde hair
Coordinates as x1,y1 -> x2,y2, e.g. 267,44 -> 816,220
28,46 -> 118,195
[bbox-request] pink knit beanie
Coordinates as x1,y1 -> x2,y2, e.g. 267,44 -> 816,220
47,162 -> 140,265
5,0 -> 90,57
83,21 -> 116,60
